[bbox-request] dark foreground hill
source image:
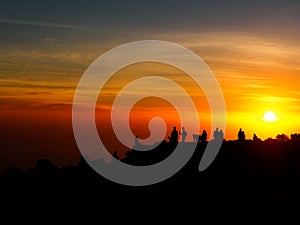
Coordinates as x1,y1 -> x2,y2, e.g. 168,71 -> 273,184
1,139 -> 300,213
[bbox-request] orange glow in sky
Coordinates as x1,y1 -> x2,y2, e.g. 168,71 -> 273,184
1,0 -> 300,170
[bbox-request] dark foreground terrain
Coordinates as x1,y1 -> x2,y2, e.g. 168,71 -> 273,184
2,139 -> 300,215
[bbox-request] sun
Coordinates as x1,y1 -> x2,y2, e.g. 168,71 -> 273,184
263,110 -> 278,122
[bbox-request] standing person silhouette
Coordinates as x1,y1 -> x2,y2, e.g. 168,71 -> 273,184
238,128 -> 245,141
180,127 -> 187,143
168,126 -> 179,144
220,129 -> 224,140
214,128 -> 220,140
201,130 -> 207,142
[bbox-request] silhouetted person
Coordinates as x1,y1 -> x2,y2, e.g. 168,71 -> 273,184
238,128 -> 245,141
214,128 -> 220,140
220,129 -> 224,140
253,133 -> 257,141
253,133 -> 261,142
180,127 -> 187,143
201,130 -> 207,142
168,126 -> 178,144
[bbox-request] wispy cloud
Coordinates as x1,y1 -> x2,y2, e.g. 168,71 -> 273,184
0,18 -> 87,30
238,93 -> 300,104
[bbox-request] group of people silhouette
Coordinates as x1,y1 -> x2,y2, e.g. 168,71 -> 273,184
167,126 -> 216,144
168,126 -> 193,144
134,126 -> 248,146
213,128 -> 224,141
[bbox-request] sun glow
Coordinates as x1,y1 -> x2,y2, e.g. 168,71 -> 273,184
263,111 -> 278,122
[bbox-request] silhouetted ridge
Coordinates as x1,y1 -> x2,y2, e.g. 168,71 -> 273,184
2,131 -> 300,205
121,140 -> 176,165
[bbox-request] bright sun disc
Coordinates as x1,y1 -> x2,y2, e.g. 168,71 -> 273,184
263,111 -> 278,122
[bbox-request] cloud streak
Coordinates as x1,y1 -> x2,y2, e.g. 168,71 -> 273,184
0,18 -> 87,30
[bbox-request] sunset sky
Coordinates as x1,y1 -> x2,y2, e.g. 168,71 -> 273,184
1,0 -> 300,171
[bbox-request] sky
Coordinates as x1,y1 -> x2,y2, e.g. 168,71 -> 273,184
1,0 -> 300,171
